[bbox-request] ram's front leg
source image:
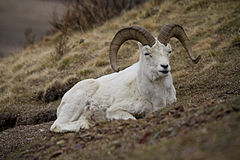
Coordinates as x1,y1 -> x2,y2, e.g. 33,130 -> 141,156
106,103 -> 136,120
167,85 -> 177,105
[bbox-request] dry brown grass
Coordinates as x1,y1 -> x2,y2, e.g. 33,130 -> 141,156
0,0 -> 239,141
0,0 -> 240,159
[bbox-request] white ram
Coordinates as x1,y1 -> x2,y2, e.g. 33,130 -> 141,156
50,23 -> 200,133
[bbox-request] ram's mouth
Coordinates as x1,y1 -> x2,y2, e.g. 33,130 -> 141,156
159,70 -> 169,74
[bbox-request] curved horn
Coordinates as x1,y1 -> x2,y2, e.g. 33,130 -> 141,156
109,26 -> 155,71
158,23 -> 201,64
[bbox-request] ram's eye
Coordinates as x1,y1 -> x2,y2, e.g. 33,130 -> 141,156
144,53 -> 152,57
168,51 -> 172,54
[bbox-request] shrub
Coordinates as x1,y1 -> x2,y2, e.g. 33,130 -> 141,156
50,0 -> 147,32
55,25 -> 68,57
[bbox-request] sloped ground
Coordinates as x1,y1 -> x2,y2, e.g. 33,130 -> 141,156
0,0 -> 240,159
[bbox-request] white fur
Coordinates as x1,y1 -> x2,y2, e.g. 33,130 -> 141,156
50,39 -> 177,132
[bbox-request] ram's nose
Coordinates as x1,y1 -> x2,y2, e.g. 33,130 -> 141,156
160,64 -> 169,69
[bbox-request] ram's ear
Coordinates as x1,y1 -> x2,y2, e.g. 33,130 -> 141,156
138,42 -> 143,53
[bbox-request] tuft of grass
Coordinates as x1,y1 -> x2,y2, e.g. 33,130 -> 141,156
54,25 -> 69,58
38,75 -> 80,103
95,59 -> 109,67
185,0 -> 210,12
42,80 -> 63,103
77,69 -> 94,77
58,57 -> 71,70
12,63 -> 25,72
231,35 -> 240,47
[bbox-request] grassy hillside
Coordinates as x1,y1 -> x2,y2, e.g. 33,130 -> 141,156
0,0 -> 240,159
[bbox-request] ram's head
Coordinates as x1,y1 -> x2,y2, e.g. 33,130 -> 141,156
109,23 -> 201,80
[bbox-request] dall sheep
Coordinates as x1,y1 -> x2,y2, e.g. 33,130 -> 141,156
50,23 -> 200,133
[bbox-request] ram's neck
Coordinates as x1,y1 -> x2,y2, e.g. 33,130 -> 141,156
136,62 -> 171,109
136,62 -> 155,98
